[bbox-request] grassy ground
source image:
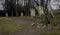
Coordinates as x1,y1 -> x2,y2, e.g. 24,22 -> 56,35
41,13 -> 60,35
0,13 -> 60,35
0,17 -> 23,35
41,29 -> 60,35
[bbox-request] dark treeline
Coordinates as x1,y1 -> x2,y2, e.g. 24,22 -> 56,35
0,0 -> 48,17
0,0 -> 31,17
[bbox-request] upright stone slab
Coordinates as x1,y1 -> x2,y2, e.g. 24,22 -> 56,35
30,9 -> 35,16
21,12 -> 23,16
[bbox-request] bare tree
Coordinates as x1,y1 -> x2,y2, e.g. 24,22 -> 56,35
32,0 -> 56,28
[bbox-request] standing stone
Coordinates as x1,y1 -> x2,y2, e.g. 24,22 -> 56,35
21,12 -> 23,16
30,8 -> 35,16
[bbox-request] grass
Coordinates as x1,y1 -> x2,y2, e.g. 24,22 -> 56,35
41,29 -> 60,35
41,13 -> 60,35
0,17 -> 23,35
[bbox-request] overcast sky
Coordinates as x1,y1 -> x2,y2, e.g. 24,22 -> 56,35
0,0 -> 5,10
50,0 -> 60,10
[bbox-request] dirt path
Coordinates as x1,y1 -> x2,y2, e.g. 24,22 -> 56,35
11,16 -> 59,35
11,17 -> 46,35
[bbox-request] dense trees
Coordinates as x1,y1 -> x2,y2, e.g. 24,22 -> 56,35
17,0 -> 31,16
4,0 -> 43,16
0,0 -> 49,17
